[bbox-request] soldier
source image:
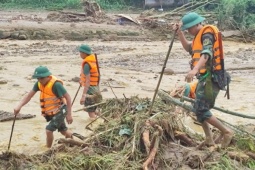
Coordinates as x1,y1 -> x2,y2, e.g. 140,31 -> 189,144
14,66 -> 73,148
78,44 -> 102,119
173,12 -> 233,148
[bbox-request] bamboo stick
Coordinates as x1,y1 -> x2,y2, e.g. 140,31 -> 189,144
73,101 -> 106,112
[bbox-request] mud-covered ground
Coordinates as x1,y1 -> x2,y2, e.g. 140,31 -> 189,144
0,10 -> 254,154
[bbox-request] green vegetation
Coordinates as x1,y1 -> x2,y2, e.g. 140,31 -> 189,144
0,0 -> 254,30
0,0 -> 82,10
217,0 -> 255,30
0,0 -> 143,10
94,0 -> 144,10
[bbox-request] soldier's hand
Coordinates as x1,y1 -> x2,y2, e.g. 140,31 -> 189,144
80,96 -> 85,105
14,106 -> 21,115
185,70 -> 197,82
172,22 -> 182,33
66,114 -> 73,124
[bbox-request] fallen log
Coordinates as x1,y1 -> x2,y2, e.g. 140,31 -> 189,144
182,96 -> 255,119
158,90 -> 193,111
59,11 -> 87,17
158,90 -> 255,139
0,110 -> 36,122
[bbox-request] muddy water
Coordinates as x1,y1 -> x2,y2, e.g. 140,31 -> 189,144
0,40 -> 254,154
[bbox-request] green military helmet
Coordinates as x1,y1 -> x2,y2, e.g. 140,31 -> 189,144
181,12 -> 205,31
32,66 -> 52,79
79,44 -> 92,55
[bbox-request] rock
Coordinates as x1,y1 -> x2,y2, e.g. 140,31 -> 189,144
0,80 -> 7,84
18,34 -> 27,40
0,31 -> 11,39
58,74 -> 65,77
35,34 -> 43,39
109,34 -> 118,40
163,68 -> 174,75
167,34 -> 172,39
136,79 -> 142,83
70,23 -> 76,27
10,32 -> 20,39
71,77 -> 80,82
101,88 -> 108,92
32,31 -> 38,37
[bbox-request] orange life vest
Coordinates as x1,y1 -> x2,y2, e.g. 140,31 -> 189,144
188,81 -> 198,99
38,76 -> 64,116
80,54 -> 99,86
191,25 -> 222,74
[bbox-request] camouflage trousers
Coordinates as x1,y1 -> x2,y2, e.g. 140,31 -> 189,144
193,79 -> 220,123
46,105 -> 68,132
84,86 -> 102,112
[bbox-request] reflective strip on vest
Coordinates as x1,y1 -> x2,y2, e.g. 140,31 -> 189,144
41,102 -> 60,108
80,54 -> 99,86
191,25 -> 223,74
40,96 -> 59,102
38,76 -> 63,116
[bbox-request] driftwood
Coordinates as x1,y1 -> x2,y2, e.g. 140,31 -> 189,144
174,130 -> 196,147
143,124 -> 163,170
59,11 -> 87,17
0,110 -> 36,122
142,120 -> 151,155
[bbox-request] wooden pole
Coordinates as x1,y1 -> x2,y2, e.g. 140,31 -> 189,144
148,30 -> 177,115
8,114 -> 17,150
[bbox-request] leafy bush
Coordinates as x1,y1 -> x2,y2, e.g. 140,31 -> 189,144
94,0 -> 144,10
218,0 -> 255,29
0,0 -> 81,9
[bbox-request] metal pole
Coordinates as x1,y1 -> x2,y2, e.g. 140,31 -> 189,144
148,30 -> 177,114
8,114 -> 17,150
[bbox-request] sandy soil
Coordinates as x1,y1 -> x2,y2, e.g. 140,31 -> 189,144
0,10 -> 254,155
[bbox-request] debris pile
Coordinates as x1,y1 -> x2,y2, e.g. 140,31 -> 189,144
1,95 -> 255,169
0,110 -> 36,122
47,1 -> 111,23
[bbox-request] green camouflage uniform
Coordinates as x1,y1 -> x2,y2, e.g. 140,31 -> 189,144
33,81 -> 69,132
83,63 -> 102,112
192,33 -> 220,123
